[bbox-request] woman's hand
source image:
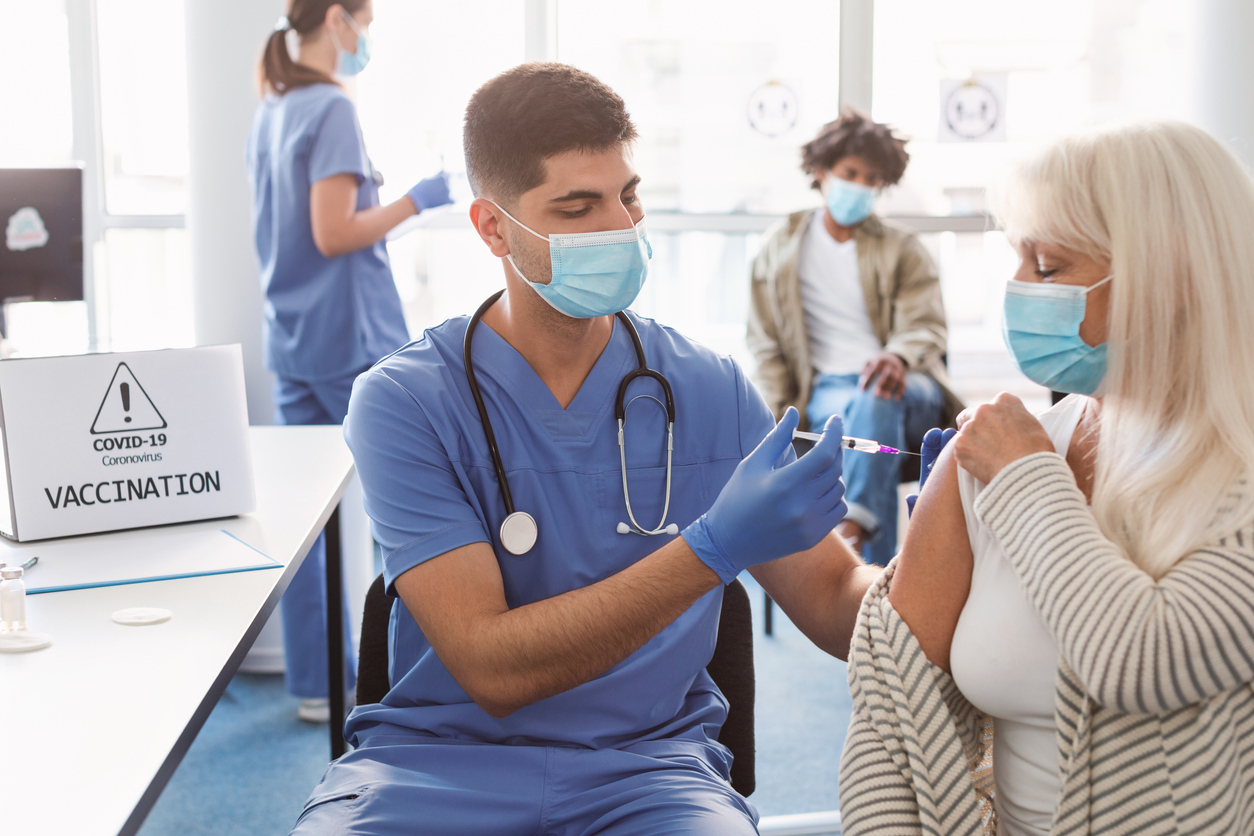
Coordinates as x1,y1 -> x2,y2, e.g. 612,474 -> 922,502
953,392 -> 1054,484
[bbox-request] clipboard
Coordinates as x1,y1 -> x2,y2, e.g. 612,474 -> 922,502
10,529 -> 281,595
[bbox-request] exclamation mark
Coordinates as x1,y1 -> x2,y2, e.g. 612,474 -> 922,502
121,382 -> 132,423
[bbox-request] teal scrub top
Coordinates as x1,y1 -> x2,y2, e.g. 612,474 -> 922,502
247,83 -> 409,383
342,312 -> 777,758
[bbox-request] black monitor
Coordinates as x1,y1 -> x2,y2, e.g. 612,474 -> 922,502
0,167 -> 84,303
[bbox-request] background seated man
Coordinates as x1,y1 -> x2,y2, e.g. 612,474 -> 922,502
290,63 -> 879,836
748,109 -> 963,565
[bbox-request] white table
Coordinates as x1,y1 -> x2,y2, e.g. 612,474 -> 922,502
0,425 -> 355,836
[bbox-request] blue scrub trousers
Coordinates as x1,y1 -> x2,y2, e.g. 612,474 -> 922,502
290,736 -> 758,835
807,371 -> 944,566
275,372 -> 361,698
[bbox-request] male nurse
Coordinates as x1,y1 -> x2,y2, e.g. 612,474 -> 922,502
290,63 -> 881,836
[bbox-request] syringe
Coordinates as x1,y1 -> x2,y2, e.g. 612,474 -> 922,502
792,430 -> 919,455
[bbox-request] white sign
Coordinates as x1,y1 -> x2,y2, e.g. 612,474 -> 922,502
0,345 -> 255,541
939,75 -> 1008,143
747,81 -> 800,138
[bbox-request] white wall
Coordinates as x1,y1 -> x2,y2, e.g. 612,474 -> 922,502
183,0 -> 281,426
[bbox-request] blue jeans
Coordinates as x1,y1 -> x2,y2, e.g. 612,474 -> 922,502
807,372 -> 944,566
274,372 -> 362,699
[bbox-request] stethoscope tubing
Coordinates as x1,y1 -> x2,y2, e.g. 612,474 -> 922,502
464,291 -> 677,555
464,290 -> 518,516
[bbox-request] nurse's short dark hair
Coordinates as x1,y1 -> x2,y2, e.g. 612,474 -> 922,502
464,63 -> 638,204
801,108 -> 910,190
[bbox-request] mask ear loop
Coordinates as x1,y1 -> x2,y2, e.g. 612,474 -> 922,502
491,201 -> 554,293
487,200 -> 551,242
1083,274 -> 1114,294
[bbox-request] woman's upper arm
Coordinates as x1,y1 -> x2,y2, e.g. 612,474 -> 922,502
888,443 -> 974,673
309,173 -> 360,258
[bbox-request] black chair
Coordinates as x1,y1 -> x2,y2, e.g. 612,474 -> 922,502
356,574 -> 757,797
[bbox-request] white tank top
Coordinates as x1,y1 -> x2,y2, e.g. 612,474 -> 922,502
949,395 -> 1088,836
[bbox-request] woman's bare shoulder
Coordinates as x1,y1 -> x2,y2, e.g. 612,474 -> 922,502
887,443 -> 975,673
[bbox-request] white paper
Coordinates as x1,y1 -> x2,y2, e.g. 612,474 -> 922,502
0,345 -> 255,541
11,529 -> 280,595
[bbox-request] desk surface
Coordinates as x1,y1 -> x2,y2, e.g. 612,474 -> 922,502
0,425 -> 355,836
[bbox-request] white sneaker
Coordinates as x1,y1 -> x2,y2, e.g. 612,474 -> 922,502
298,698 -> 330,724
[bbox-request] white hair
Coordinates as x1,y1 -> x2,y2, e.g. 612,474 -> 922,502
990,121 -> 1254,578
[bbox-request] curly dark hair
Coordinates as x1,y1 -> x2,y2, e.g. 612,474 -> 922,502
801,108 -> 910,190
464,63 -> 639,205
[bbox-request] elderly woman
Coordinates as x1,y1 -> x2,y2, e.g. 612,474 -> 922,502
839,121 -> 1254,836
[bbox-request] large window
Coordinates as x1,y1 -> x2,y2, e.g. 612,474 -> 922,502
556,0 -> 841,214
870,0 -> 1196,408
95,0 -> 191,217
35,0 -> 1201,392
0,0 -> 75,165
354,0 -> 525,346
5,0 -> 196,356
873,0 -> 1194,217
356,0 -> 525,203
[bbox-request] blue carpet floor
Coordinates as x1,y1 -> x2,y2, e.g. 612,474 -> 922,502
137,574 -> 851,834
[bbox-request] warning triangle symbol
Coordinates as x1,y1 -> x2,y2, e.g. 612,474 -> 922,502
90,362 -> 167,435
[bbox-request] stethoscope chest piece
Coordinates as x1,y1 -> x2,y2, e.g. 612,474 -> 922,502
500,511 -> 539,556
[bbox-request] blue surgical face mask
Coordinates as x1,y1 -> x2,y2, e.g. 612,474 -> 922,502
489,202 -> 653,319
1002,274 -> 1113,395
331,12 -> 371,76
824,176 -> 877,227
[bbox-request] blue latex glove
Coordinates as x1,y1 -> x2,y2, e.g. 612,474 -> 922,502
407,172 -> 453,213
906,427 -> 958,518
682,407 -> 848,584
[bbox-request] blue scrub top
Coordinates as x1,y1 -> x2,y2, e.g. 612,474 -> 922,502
246,83 -> 410,383
343,312 -> 776,757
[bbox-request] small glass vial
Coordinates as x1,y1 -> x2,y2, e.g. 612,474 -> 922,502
1,566 -> 27,632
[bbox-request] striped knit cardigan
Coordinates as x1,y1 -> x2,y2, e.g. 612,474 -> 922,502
839,452 -> 1254,836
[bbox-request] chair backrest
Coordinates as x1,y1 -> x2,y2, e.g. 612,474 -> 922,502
356,574 -> 756,797
356,573 -> 393,708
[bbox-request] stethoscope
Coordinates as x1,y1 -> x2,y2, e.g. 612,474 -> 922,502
463,290 -> 678,555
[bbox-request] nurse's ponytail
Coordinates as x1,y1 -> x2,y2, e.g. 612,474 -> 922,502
258,0 -> 367,96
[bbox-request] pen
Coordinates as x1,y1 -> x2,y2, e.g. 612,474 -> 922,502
20,556 -> 37,571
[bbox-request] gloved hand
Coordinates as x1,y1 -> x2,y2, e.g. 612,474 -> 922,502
682,407 -> 848,584
905,427 -> 957,518
407,172 -> 453,213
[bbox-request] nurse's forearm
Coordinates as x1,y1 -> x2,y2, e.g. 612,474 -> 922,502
750,533 -> 881,660
395,537 -> 721,719
310,173 -> 417,258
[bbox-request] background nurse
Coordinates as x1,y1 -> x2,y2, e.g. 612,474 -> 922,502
247,0 -> 451,722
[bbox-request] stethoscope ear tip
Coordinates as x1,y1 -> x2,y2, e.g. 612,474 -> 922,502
617,521 -> 679,536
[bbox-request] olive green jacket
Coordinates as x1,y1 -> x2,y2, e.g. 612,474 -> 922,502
746,211 -> 964,431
